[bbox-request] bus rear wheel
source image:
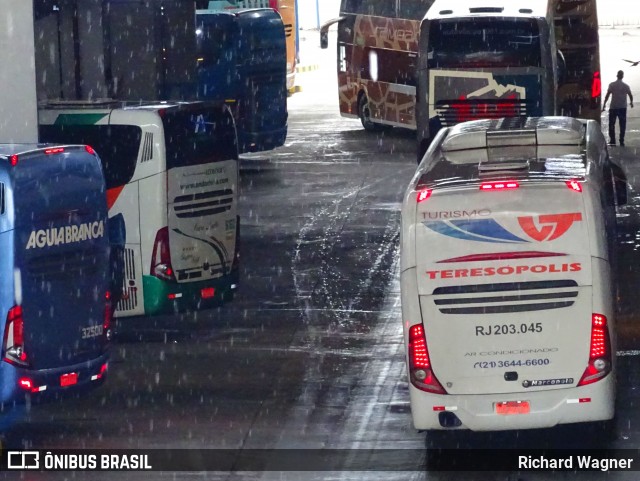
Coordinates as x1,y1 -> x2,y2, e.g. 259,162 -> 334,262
358,94 -> 383,132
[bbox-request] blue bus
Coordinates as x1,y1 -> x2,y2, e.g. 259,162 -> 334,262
195,8 -> 288,153
0,144 -> 110,411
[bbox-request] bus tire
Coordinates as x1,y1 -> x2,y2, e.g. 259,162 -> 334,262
358,93 -> 383,132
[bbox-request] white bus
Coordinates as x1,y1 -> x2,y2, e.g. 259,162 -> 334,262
39,101 -> 240,317
401,116 -> 624,431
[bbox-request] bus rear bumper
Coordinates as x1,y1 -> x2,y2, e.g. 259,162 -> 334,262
0,352 -> 110,406
409,375 -> 615,431
143,274 -> 238,316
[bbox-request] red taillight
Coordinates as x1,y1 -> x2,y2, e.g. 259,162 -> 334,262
566,180 -> 583,192
18,377 -> 33,391
480,181 -> 519,191
93,363 -> 108,381
578,313 -> 612,386
269,0 -> 278,10
151,227 -> 176,282
9,154 -> 18,166
592,71 -> 601,98
408,324 -> 446,394
3,305 -> 28,366
416,188 -> 432,203
85,145 -> 96,155
44,147 -> 65,155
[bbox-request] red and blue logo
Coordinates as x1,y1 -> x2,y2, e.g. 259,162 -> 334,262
423,213 -> 582,243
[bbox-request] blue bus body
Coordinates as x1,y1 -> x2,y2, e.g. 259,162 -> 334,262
0,145 -> 110,408
196,8 -> 288,153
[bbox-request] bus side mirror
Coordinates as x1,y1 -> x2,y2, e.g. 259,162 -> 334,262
320,30 -> 328,49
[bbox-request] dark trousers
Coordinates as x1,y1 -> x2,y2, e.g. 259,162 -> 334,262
609,108 -> 627,143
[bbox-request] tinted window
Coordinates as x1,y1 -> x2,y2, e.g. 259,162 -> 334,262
397,0 -> 434,20
342,0 -> 395,17
427,18 -> 542,69
196,23 -> 234,68
39,124 -> 141,189
163,106 -> 238,169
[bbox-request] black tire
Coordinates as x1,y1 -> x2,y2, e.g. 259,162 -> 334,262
358,94 -> 383,132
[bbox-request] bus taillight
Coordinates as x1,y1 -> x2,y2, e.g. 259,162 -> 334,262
408,324 -> 446,394
3,305 -> 28,367
566,180 -> 583,192
480,181 -> 519,191
44,147 -> 65,155
592,71 -> 601,98
269,0 -> 278,9
578,313 -> 612,386
151,227 -> 176,282
416,188 -> 432,203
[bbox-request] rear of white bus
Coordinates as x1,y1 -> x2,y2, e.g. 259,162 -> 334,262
400,162 -> 615,431
155,103 -> 240,313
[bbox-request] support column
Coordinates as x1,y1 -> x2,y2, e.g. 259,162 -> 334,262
0,0 -> 38,143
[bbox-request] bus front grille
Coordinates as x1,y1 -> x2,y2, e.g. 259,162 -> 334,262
436,100 -> 529,126
173,189 -> 234,218
432,280 -> 579,314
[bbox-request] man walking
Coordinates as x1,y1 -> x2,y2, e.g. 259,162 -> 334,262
603,70 -> 634,146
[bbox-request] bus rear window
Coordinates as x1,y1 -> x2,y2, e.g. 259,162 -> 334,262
163,107 -> 238,169
196,24 -> 233,68
38,124 -> 141,189
427,18 -> 542,69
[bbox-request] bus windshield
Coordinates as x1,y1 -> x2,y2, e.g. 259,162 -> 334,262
427,18 -> 541,69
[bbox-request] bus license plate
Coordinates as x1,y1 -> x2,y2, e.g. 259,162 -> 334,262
495,401 -> 530,415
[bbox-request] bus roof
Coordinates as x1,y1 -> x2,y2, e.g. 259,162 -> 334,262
0,144 -> 86,157
417,117 -> 589,189
196,7 -> 276,17
426,0 -> 550,20
39,100 -> 215,113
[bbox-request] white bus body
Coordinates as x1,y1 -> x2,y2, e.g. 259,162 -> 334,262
401,116 -> 623,431
39,101 -> 240,317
